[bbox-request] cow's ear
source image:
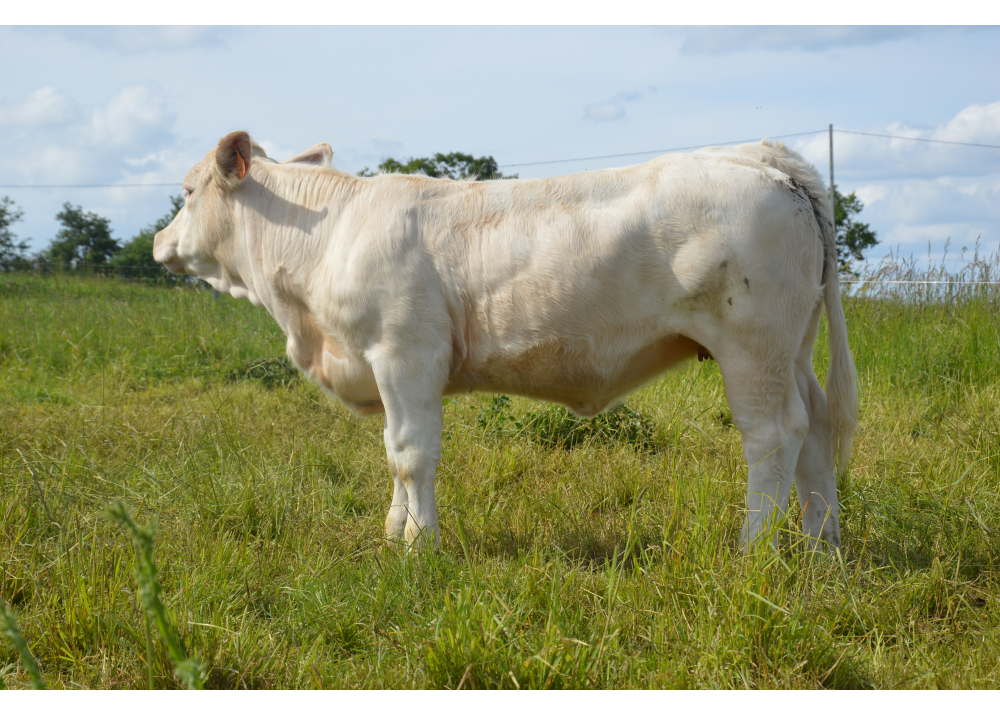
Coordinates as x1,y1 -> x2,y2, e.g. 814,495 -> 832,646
284,142 -> 333,167
215,131 -> 252,190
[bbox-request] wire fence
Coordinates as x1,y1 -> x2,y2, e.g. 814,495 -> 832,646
0,262 -> 185,282
843,240 -> 1000,304
3,248 -> 998,305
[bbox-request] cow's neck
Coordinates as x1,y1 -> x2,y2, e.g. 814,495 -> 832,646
226,165 -> 352,320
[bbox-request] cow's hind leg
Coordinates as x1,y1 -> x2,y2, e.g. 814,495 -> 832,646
718,348 -> 810,549
792,307 -> 841,548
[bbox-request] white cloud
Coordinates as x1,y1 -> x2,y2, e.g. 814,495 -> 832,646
0,87 -> 78,127
854,185 -> 887,206
935,101 -> 1000,145
796,103 -> 1000,265
871,177 -> 1000,224
878,222 -> 996,252
88,85 -> 175,149
831,174 -> 1000,271
792,99 -> 1000,180
0,84 -> 183,186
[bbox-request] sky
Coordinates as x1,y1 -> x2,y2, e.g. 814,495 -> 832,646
2,23 -> 999,268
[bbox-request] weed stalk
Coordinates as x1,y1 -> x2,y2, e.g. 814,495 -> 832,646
107,501 -> 207,690
0,601 -> 45,689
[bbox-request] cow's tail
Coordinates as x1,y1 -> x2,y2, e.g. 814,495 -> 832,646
787,146 -> 859,476
821,234 -> 859,474
737,140 -> 859,473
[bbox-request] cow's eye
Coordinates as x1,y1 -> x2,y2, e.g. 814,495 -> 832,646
183,187 -> 193,198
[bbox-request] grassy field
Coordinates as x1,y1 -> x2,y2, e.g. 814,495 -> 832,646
1,270 -> 998,689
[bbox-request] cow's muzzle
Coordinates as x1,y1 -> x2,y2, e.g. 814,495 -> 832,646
152,231 -> 186,274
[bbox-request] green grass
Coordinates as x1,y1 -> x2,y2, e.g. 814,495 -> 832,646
0,270 -> 998,689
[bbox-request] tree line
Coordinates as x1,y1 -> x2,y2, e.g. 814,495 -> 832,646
0,152 -> 876,275
0,195 -> 183,277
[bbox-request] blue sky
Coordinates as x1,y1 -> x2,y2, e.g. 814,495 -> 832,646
2,24 -> 999,267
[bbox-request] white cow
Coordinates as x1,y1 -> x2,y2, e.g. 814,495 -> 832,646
154,131 -> 858,549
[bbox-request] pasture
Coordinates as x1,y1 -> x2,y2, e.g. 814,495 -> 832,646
1,269 -> 998,689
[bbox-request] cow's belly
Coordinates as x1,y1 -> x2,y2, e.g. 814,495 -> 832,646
449,334 -> 705,416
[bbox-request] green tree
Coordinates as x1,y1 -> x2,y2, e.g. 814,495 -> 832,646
358,152 -> 516,180
110,195 -> 184,277
0,196 -> 31,268
833,185 -> 878,273
43,203 -> 120,268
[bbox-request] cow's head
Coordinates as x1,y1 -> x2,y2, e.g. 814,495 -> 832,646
154,131 -> 335,299
153,131 -> 253,293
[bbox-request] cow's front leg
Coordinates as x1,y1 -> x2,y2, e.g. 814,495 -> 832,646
372,356 -> 446,549
384,455 -> 409,543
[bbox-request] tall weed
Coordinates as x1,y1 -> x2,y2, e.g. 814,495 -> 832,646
0,601 -> 45,689
108,502 -> 207,690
